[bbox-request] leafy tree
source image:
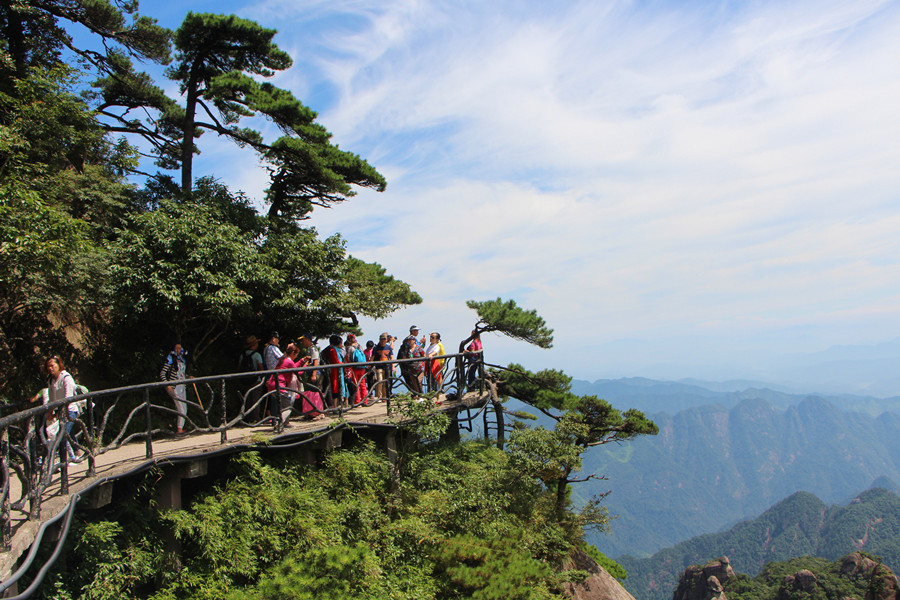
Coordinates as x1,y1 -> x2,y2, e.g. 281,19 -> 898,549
460,298 -> 554,352
165,11 -> 387,212
0,183 -> 101,398
0,57 -> 126,398
249,544 -> 382,600
0,0 -> 174,175
0,6 -> 418,394
0,0 -> 170,83
501,364 -> 657,518
167,12 -> 291,192
106,181 -> 276,363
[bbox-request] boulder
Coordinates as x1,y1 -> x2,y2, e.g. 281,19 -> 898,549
777,570 -> 818,600
843,553 -> 879,577
865,564 -> 900,600
672,557 -> 735,600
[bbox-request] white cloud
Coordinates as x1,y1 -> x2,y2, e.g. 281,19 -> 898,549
143,0 -> 900,387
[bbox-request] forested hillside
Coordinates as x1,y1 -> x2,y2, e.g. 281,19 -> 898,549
619,487 -> 900,600
579,396 -> 900,558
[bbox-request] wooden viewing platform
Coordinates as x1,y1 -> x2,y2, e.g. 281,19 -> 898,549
0,389 -> 490,584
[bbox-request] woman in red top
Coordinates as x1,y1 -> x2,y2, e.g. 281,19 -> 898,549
267,343 -> 301,426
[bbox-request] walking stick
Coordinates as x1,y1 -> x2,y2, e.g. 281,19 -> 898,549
192,382 -> 205,411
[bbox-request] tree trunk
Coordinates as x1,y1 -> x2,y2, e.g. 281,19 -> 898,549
556,467 -> 571,518
180,75 -> 200,193
488,379 -> 504,450
3,4 -> 27,81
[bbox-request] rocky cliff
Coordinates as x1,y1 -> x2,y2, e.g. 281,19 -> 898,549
669,553 -> 899,600
563,549 -> 638,600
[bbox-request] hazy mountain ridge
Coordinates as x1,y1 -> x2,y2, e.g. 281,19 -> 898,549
592,338 -> 900,397
619,487 -> 900,600
578,393 -> 900,559
571,377 -> 900,416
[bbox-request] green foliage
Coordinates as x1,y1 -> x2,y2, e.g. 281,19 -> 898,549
108,193 -> 273,354
498,362 -> 656,521
583,544 -> 628,580
342,258 -> 422,319
389,393 -> 451,443
0,0 -> 170,82
0,59 -> 121,398
434,534 -> 556,599
70,521 -> 163,600
247,544 -> 382,600
508,425 -> 584,492
464,298 -> 554,349
0,7 -> 418,395
497,364 -> 577,410
45,441 -> 592,599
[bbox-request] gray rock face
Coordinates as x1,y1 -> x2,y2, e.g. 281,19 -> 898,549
777,570 -> 819,600
843,553 -> 880,577
562,549 -> 638,600
865,564 -> 900,600
672,557 -> 736,600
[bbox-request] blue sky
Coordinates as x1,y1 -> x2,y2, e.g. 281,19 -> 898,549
133,0 -> 900,390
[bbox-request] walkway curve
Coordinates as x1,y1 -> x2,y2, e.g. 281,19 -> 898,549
0,389 -> 490,587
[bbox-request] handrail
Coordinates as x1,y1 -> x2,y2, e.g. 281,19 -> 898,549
0,349 -> 485,554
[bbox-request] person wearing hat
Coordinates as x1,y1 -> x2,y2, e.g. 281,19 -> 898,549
264,331 -> 283,371
238,335 -> 265,421
298,335 -> 320,384
409,325 -> 425,348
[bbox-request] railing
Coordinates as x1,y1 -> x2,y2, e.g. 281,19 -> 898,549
0,349 -> 485,554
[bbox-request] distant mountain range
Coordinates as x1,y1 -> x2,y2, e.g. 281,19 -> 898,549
619,487 -> 900,600
570,376 -> 900,416
568,382 -> 900,559
594,338 -> 900,397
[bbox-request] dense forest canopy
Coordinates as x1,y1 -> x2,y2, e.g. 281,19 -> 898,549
35,440 -> 609,599
0,1 -> 420,399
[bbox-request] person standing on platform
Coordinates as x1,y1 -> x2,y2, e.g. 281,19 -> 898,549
321,335 -> 347,407
465,331 -> 483,390
160,343 -> 189,434
425,332 -> 446,392
263,331 -> 283,370
372,333 -> 394,400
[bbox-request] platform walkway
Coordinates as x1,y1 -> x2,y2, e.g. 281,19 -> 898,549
0,390 -> 488,581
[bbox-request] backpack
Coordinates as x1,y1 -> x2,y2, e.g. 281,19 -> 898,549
71,380 -> 89,415
352,348 -> 366,364
239,350 -> 257,373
